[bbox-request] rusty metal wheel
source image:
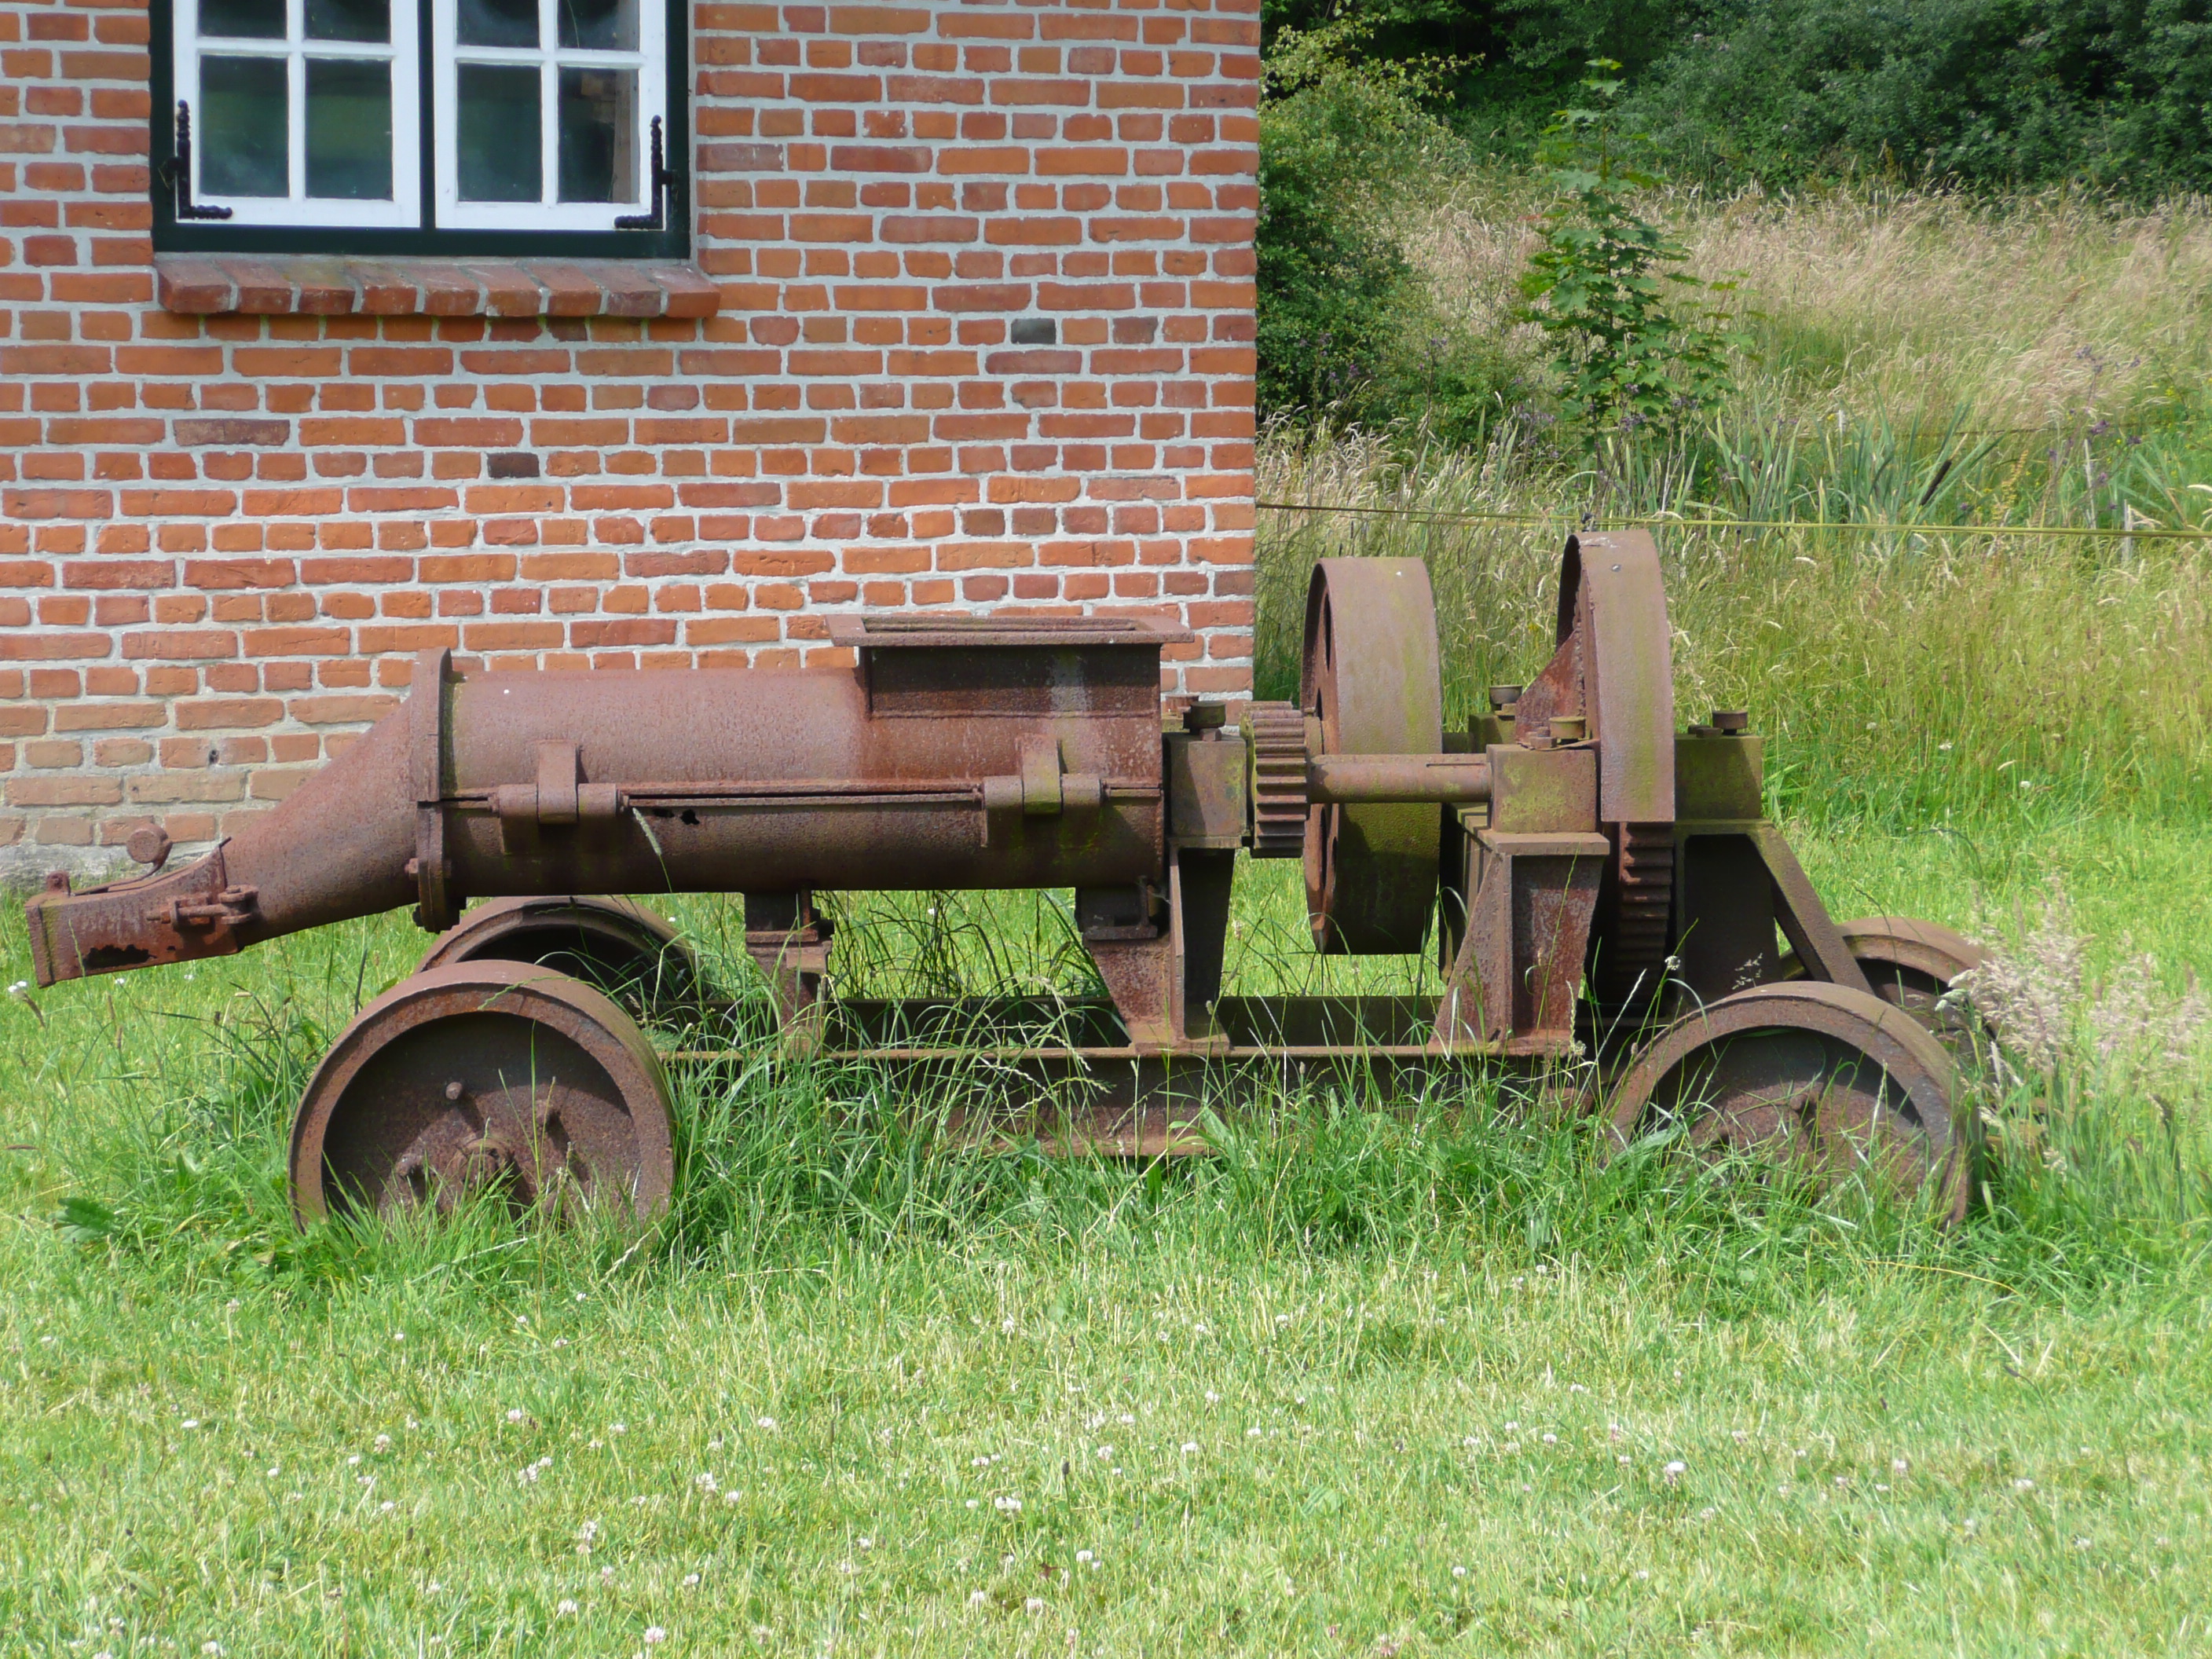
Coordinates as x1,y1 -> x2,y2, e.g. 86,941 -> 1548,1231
290,961 -> 675,1228
416,895 -> 700,1021
1609,980 -> 1974,1225
1778,915 -> 1986,1056
1300,557 -> 1444,954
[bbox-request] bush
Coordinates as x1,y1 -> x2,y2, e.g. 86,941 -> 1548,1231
1518,61 -> 1748,444
1256,18 -> 1524,439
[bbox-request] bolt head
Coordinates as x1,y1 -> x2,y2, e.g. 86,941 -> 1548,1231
126,823 -> 172,870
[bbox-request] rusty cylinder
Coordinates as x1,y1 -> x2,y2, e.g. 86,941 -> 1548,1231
24,621 -> 1180,986
438,665 -> 1164,897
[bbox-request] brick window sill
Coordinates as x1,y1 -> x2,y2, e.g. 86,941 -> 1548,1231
153,254 -> 722,320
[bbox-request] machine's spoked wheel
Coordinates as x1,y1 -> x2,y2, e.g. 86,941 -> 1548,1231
416,895 -> 700,1023
1301,558 -> 1445,954
1609,981 -> 1973,1225
1778,915 -> 1987,1058
290,961 -> 675,1228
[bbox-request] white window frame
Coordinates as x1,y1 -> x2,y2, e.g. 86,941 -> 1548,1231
175,0 -> 423,228
431,0 -> 665,232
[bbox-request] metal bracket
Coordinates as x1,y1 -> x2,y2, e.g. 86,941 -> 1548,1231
613,115 -> 678,231
491,742 -> 623,851
981,738 -> 1101,844
161,102 -> 234,222
408,647 -> 456,932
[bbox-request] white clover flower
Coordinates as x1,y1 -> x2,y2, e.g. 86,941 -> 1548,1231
1024,1598 -> 1045,1616
1892,1457 -> 1910,1474
347,1455 -> 361,1467
1181,1442 -> 1198,1454
1451,1565 -> 1467,1579
965,1499 -> 980,1510
644,1628 -> 666,1644
993,1496 -> 1022,1513
968,1591 -> 988,1607
1541,1434 -> 1558,1445
1663,1460 -> 1686,1483
611,1423 -> 626,1435
723,1489 -> 741,1505
181,1419 -> 200,1430
2014,1478 -> 2035,1492
756,1416 -> 778,1430
1075,1551 -> 1093,1565
557,1600 -> 577,1616
577,1521 -> 599,1542
374,1434 -> 391,1452
507,1408 -> 525,1423
1096,1445 -> 1112,1459
380,1501 -> 395,1513
203,1645 -> 223,1655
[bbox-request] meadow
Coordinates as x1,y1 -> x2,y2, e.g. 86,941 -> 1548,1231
5,188 -> 2212,1656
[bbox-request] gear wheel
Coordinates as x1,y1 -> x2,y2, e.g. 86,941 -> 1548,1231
1243,701 -> 1309,859
1605,821 -> 1675,999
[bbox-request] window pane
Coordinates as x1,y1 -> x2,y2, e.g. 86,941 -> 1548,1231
306,58 -> 392,198
557,67 -> 634,203
456,0 -> 539,48
199,0 -> 285,40
200,55 -> 289,197
458,64 -> 542,201
306,0 -> 390,43
558,0 -> 635,52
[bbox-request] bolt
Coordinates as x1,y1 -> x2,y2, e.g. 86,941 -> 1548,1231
1550,716 -> 1587,743
1489,683 -> 1525,711
126,823 -> 172,870
1712,709 -> 1750,734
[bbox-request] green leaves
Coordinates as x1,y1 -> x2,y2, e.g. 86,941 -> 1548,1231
1517,60 -> 1750,445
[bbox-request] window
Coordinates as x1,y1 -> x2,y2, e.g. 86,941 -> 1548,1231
156,0 -> 684,253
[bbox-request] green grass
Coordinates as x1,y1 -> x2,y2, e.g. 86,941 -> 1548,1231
6,819 -> 2212,1657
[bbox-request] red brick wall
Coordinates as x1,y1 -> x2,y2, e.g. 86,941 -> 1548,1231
0,0 -> 1259,886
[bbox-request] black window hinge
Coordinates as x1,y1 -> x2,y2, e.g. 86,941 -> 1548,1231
614,115 -> 678,231
160,101 -> 234,222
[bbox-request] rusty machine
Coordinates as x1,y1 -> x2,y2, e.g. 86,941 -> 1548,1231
24,533 -> 1985,1226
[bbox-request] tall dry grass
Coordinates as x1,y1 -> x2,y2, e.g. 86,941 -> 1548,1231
1402,183 -> 2212,430
1262,188 -> 2212,829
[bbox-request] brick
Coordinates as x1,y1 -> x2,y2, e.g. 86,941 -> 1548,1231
2,12 -> 1258,845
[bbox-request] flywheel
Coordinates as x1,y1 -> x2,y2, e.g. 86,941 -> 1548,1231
1299,558 -> 1445,954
